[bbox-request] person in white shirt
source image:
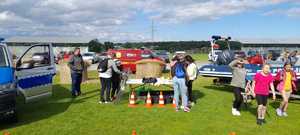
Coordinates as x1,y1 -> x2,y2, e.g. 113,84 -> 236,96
98,54 -> 123,104
185,55 -> 198,106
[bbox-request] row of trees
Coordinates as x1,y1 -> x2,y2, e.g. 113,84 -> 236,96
88,39 -> 242,53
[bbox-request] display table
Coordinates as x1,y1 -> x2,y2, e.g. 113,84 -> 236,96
126,78 -> 173,91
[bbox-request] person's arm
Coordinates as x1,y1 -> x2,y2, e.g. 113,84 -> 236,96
68,56 -> 76,71
111,60 -> 122,74
270,82 -> 276,100
228,60 -> 239,69
251,80 -> 256,97
81,56 -> 85,69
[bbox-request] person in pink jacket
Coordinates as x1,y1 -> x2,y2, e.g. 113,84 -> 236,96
275,62 -> 297,117
251,64 -> 276,125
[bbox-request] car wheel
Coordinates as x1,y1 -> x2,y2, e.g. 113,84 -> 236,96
5,109 -> 18,123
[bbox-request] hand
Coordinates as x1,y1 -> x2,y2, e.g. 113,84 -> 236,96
252,93 -> 256,98
272,94 -> 276,101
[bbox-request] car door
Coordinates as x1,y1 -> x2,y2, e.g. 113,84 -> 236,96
15,44 -> 56,102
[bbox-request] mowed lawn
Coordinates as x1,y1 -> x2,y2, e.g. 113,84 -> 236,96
191,53 -> 208,62
1,72 -> 300,135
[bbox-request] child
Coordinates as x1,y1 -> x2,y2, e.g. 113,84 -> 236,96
185,55 -> 198,106
229,59 -> 247,116
251,64 -> 276,125
275,62 -> 297,117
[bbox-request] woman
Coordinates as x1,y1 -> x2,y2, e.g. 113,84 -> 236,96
251,64 -> 276,125
275,62 -> 297,117
185,55 -> 198,106
171,54 -> 190,112
229,59 -> 247,116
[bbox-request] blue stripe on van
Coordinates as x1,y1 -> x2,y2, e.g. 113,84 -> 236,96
0,67 -> 14,85
18,74 -> 53,89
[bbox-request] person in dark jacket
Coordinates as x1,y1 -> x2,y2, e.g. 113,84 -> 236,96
111,59 -> 123,100
68,48 -> 84,97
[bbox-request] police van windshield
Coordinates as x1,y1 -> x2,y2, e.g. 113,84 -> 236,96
0,46 -> 9,67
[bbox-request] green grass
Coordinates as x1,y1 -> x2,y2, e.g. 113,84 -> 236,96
1,74 -> 300,135
190,53 -> 208,62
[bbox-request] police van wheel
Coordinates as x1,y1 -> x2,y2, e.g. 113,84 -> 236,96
7,109 -> 18,123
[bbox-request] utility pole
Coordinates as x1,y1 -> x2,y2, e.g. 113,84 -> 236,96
151,20 -> 154,42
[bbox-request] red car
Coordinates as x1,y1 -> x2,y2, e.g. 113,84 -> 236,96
107,49 -> 163,73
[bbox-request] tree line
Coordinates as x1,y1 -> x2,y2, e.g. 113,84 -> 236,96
88,39 -> 242,53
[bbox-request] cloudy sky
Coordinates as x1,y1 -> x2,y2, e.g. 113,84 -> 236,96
0,0 -> 299,42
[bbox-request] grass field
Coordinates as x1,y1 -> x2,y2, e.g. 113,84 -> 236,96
1,72 -> 300,135
190,53 -> 208,62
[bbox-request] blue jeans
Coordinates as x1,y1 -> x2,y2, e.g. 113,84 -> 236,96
173,77 -> 188,108
71,72 -> 82,96
100,77 -> 112,101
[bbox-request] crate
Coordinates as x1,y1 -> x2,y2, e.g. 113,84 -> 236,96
135,59 -> 165,79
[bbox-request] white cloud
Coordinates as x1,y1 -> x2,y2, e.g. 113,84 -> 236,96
0,0 -> 297,41
263,6 -> 300,18
0,0 -> 145,41
142,0 -> 293,23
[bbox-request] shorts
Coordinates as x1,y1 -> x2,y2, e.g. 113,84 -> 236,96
282,90 -> 292,101
256,94 -> 268,106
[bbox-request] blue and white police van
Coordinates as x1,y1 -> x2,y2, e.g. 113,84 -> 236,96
0,38 -> 56,121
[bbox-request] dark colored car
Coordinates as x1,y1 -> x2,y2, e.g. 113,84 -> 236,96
154,50 -> 170,63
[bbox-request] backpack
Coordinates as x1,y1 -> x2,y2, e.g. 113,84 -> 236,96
174,62 -> 185,78
98,58 -> 109,73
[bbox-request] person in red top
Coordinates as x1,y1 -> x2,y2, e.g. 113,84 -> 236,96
249,52 -> 264,65
251,64 -> 276,125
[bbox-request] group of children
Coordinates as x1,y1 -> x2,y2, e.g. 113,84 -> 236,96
230,59 -> 297,125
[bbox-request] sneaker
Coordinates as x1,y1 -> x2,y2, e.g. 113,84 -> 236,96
232,108 -> 237,116
98,101 -> 104,104
282,112 -> 288,117
190,102 -> 195,107
235,110 -> 241,116
276,108 -> 283,116
183,107 -> 191,112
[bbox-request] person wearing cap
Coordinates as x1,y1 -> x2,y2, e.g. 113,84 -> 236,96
229,58 -> 247,116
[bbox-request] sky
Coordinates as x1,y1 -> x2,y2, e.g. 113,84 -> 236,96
0,0 -> 300,42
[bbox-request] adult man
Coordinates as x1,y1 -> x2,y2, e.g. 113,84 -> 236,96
68,48 -> 84,97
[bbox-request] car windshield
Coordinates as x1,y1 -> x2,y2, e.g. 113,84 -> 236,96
0,46 -> 8,67
83,53 -> 93,56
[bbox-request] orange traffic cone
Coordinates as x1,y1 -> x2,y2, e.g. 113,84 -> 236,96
3,131 -> 11,135
128,91 -> 137,107
229,132 -> 236,135
158,91 -> 165,107
132,129 -> 137,135
172,98 -> 176,108
145,91 -> 152,108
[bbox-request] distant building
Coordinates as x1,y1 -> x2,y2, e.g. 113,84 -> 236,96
6,36 -> 94,56
239,38 -> 300,53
